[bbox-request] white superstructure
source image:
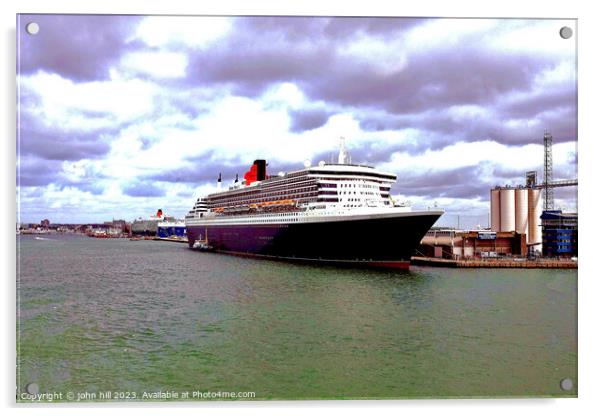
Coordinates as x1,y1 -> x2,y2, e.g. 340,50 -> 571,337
186,141 -> 442,227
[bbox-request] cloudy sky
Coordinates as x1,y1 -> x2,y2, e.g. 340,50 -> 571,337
16,15 -> 577,227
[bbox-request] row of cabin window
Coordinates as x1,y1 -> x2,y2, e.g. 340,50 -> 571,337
340,191 -> 379,195
211,193 -> 319,208
340,182 -> 379,188
211,188 -> 318,205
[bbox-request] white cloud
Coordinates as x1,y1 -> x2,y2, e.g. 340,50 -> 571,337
404,19 -> 576,62
17,17 -> 577,226
533,60 -> 576,88
395,193 -> 490,217
61,160 -> 89,182
22,71 -> 156,127
404,18 -> 499,51
382,140 -> 576,181
446,104 -> 493,123
336,34 -> 408,74
133,16 -> 232,49
262,82 -> 306,109
120,51 -> 188,78
486,20 -> 576,56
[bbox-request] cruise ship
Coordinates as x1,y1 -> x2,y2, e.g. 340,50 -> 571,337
185,140 -> 443,269
131,209 -> 166,236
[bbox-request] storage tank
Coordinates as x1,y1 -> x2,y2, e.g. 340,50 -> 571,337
490,189 -> 500,231
528,188 -> 542,247
500,188 -> 516,232
515,188 -> 529,239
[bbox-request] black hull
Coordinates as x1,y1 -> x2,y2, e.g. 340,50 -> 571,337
187,213 -> 440,268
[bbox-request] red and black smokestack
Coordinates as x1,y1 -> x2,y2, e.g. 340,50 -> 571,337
254,159 -> 267,181
243,160 -> 267,185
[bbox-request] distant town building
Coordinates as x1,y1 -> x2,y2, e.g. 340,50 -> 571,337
40,219 -> 50,228
104,219 -> 128,232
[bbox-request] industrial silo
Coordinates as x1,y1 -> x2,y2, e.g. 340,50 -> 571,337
515,188 -> 529,240
490,189 -> 500,231
528,188 -> 542,247
500,188 -> 516,232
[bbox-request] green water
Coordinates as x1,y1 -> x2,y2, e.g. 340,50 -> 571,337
16,234 -> 577,401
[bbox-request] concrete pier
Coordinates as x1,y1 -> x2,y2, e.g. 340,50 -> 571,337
410,256 -> 577,269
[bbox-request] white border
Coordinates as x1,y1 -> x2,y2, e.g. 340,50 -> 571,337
3,1 -> 600,415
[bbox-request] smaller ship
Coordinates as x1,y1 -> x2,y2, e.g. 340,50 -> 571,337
192,239 -> 214,251
157,219 -> 186,238
131,209 -> 181,236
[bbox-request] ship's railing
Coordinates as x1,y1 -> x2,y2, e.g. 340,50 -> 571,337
187,205 -> 406,225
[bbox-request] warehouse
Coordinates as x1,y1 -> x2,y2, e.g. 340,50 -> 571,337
418,229 -> 526,259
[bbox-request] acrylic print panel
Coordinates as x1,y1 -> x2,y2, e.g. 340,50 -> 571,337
16,14 -> 577,402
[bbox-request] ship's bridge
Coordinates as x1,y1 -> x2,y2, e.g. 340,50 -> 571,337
306,163 -> 397,181
304,164 -> 395,209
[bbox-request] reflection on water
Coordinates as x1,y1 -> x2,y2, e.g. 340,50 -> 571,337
17,234 -> 577,400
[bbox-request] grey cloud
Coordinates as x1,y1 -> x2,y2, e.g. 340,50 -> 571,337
288,109 -> 332,132
187,46 -> 333,98
17,156 -> 108,194
306,47 -> 544,115
18,174 -> 55,187
553,159 -> 578,181
17,16 -> 577,223
183,17 -> 428,97
21,135 -> 111,161
139,137 -> 155,151
149,152 -> 247,185
323,17 -> 428,37
391,165 -> 484,198
19,116 -> 113,161
123,181 -> 165,197
153,90 -> 214,120
239,16 -> 328,41
391,152 -> 577,200
188,18 -> 549,111
77,182 -> 105,195
182,17 -> 574,150
18,14 -> 141,81
392,163 -> 520,200
491,165 -> 534,180
240,16 -> 427,41
499,85 -> 575,119
554,186 -> 578,201
149,154 -> 326,186
17,157 -> 63,187
18,85 -> 118,161
150,166 -> 233,185
358,104 -> 576,150
337,142 -> 402,166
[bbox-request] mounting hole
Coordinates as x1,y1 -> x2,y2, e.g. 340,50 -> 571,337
560,378 -> 574,391
26,22 -> 40,35
25,382 -> 39,395
559,26 -> 573,39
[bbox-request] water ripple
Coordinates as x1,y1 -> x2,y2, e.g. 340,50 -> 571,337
17,234 -> 577,399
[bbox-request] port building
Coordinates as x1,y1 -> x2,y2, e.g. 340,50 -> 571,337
490,186 -> 542,251
418,229 -> 526,259
417,184 -> 541,260
419,132 -> 577,262
541,210 -> 578,257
